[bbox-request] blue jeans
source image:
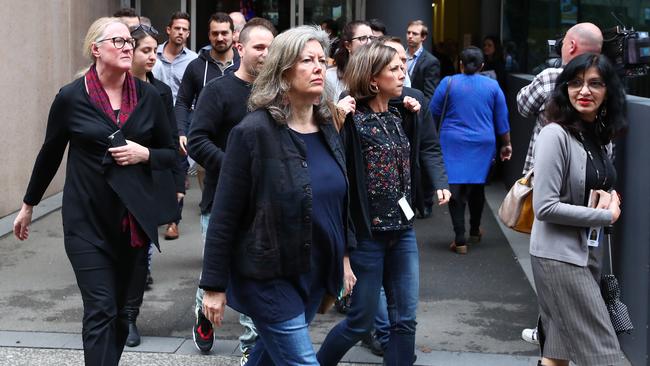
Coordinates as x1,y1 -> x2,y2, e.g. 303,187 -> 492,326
245,275 -> 325,365
318,228 -> 419,366
374,287 -> 390,348
196,213 -> 258,352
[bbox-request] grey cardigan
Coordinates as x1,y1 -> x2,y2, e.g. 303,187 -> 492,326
530,123 -> 613,266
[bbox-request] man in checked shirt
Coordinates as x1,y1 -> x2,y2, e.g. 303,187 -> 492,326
517,22 -> 603,175
516,22 -> 603,347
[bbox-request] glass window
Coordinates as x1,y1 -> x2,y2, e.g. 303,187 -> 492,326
503,0 -> 650,96
303,0 -> 355,32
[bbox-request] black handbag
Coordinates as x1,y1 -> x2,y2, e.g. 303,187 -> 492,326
601,226 -> 634,335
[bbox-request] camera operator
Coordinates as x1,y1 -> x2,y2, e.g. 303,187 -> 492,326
517,22 -> 603,175
515,22 -> 603,347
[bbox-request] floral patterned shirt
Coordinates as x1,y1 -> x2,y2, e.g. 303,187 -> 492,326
353,106 -> 412,231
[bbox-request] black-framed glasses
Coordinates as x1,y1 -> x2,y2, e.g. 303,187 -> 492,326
566,79 -> 607,92
129,24 -> 159,36
96,36 -> 136,49
351,35 -> 377,44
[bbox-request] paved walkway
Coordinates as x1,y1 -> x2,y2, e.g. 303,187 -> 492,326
0,181 -> 546,365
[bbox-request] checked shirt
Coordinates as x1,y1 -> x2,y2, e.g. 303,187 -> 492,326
516,67 -> 563,174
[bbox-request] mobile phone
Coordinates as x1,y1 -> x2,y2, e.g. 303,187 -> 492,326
108,129 -> 127,147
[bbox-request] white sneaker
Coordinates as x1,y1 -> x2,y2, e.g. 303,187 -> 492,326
240,349 -> 250,366
521,327 -> 539,345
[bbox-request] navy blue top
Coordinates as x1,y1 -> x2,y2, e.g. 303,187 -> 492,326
227,130 -> 346,323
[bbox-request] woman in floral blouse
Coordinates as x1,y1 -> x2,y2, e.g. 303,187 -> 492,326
318,42 -> 450,366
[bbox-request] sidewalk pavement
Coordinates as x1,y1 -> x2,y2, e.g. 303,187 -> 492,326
0,181 -> 549,365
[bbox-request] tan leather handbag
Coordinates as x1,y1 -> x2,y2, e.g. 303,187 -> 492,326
498,170 -> 534,234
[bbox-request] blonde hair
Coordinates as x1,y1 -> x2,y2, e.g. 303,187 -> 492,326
76,17 -> 125,77
344,42 -> 396,100
248,25 -> 332,124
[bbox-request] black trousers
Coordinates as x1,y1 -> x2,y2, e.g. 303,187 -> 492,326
65,236 -> 149,366
448,184 -> 485,244
125,242 -> 150,312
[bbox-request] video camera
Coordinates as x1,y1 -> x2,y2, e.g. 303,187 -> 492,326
545,14 -> 650,77
602,25 -> 650,77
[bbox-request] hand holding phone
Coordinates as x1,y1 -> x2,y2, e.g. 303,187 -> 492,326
108,129 -> 127,147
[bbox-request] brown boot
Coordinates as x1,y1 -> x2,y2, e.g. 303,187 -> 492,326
164,223 -> 179,240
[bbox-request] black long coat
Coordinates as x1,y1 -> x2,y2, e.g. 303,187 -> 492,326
23,77 -> 176,257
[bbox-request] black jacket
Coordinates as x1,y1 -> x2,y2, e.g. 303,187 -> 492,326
23,77 -> 176,256
175,48 -> 240,135
410,49 -> 441,100
199,109 -> 353,291
149,72 -> 185,194
342,87 -> 448,240
187,73 -> 251,214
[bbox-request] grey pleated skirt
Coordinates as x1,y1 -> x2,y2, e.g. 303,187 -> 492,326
531,254 -> 624,365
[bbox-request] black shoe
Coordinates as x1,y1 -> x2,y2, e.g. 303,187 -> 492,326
361,332 -> 384,357
193,308 -> 214,353
416,205 -> 433,219
125,308 -> 141,347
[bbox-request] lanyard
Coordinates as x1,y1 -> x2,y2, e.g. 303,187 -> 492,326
375,112 -> 408,196
578,132 -> 609,188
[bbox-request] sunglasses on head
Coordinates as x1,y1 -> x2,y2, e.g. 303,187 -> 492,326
129,24 -> 159,36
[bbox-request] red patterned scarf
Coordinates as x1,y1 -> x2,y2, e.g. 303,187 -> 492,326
85,64 -> 146,248
85,64 -> 137,126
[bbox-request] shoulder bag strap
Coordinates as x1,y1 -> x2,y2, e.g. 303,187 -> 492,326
437,76 -> 454,132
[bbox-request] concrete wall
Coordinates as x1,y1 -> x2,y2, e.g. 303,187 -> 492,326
0,0 -> 120,217
613,95 -> 650,366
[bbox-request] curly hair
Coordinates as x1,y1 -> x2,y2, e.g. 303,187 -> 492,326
544,53 -> 627,144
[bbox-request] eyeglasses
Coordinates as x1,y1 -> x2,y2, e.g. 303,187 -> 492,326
96,36 -> 136,49
351,35 -> 377,44
566,79 -> 607,92
129,24 -> 159,36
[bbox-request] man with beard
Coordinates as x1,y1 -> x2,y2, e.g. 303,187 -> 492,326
186,19 -> 276,364
175,13 -> 240,159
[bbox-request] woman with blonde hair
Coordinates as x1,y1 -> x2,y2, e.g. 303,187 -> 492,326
318,42 -> 449,366
200,25 -> 355,364
13,17 -> 176,365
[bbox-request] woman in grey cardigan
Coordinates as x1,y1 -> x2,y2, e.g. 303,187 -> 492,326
531,53 -> 626,366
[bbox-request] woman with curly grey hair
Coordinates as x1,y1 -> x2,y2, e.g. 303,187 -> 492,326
199,25 -> 356,364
